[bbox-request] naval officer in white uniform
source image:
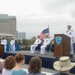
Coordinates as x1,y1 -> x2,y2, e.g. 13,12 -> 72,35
66,25 -> 74,57
30,35 -> 42,53
40,35 -> 51,54
10,38 -> 15,51
1,37 -> 7,52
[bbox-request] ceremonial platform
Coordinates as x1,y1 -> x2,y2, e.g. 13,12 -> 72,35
1,51 -> 75,74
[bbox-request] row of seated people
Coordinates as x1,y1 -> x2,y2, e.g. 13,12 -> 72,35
30,35 -> 54,54
1,53 -> 75,75
35,41 -> 75,53
30,35 -> 75,54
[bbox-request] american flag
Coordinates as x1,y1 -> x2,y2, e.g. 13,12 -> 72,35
40,28 -> 50,39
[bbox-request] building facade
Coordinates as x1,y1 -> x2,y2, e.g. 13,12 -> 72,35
0,14 -> 17,39
18,32 -> 26,40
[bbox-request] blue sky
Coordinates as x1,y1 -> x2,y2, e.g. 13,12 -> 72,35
0,0 -> 75,39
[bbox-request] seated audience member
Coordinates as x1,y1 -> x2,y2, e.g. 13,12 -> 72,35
2,56 -> 16,75
52,56 -> 75,75
27,56 -> 46,75
30,35 -> 42,53
12,53 -> 27,75
40,35 -> 50,54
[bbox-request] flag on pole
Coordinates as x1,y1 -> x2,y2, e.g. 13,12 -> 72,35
40,27 -> 50,39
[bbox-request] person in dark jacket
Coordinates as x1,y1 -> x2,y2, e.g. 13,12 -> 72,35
27,56 -> 46,75
52,56 -> 75,75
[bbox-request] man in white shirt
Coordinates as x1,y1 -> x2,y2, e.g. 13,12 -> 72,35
40,35 -> 51,54
1,37 -> 7,52
66,25 -> 74,57
10,38 -> 15,51
30,35 -> 42,53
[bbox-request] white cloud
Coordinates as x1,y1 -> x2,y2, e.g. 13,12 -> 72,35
0,0 -> 43,16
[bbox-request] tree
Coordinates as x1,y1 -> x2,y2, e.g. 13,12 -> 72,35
31,36 -> 36,40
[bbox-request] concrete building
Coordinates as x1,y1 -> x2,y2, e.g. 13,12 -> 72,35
18,32 -> 26,40
0,14 -> 17,39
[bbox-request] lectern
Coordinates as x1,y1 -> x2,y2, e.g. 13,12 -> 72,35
0,44 -> 4,58
54,34 -> 70,57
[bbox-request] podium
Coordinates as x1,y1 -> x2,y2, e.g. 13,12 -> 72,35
54,34 -> 70,57
0,44 -> 4,58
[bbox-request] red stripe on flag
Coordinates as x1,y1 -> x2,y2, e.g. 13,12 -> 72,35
40,33 -> 50,39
